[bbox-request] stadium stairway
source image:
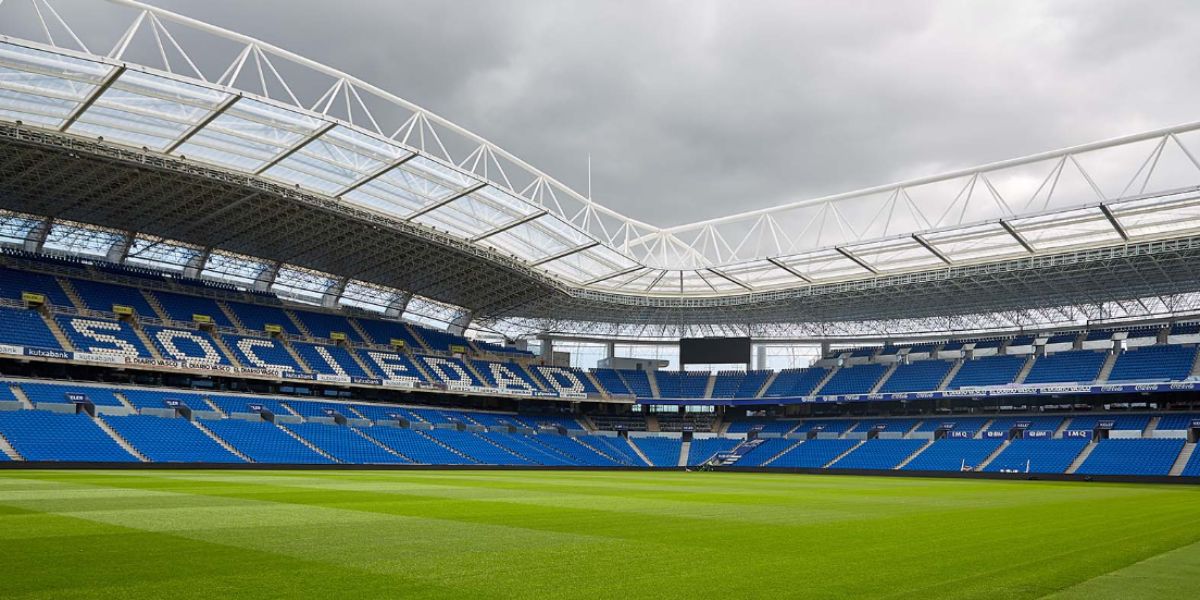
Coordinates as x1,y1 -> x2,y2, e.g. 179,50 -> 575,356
351,428 -> 412,461
761,440 -> 803,466
346,318 -> 375,345
1144,416 -> 1161,437
647,371 -> 662,398
624,438 -> 653,465
0,430 -> 21,460
938,360 -> 963,390
139,290 -> 172,321
192,420 -> 251,462
38,310 -> 75,352
583,372 -> 609,398
1065,440 -> 1098,474
209,333 -> 244,368
281,340 -> 313,374
414,429 -> 476,462
346,348 -> 379,378
1096,351 -> 1118,383
130,321 -> 165,361
677,440 -> 690,467
216,301 -> 245,331
702,374 -> 716,399
1014,355 -> 1036,384
810,367 -> 839,395
755,371 -> 778,398
55,278 -> 87,311
1170,443 -> 1197,476
824,440 -> 865,468
1190,348 -> 1200,377
112,391 -> 137,412
9,385 -> 33,409
870,363 -> 899,393
1052,418 -> 1072,438
976,439 -> 1011,470
284,311 -> 314,339
92,415 -> 149,462
894,440 -> 933,469
277,423 -> 338,462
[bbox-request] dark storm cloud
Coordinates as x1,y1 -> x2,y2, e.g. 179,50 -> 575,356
97,1 -> 1200,225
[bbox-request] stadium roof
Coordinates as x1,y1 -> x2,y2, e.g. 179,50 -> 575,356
4,0 -> 1200,339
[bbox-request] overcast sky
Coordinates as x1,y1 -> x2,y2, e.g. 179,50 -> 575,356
38,1 -> 1200,227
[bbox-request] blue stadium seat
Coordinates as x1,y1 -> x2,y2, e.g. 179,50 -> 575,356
294,342 -> 369,377
281,422 -> 409,464
818,363 -> 888,395
202,418 -> 332,463
617,370 -> 654,398
418,355 -> 483,386
529,365 -> 599,395
361,427 -> 474,464
1107,345 -> 1197,382
121,388 -> 214,412
141,325 -> 232,365
148,290 -> 233,328
1022,350 -> 1107,384
762,367 -> 829,398
1074,439 -> 1184,476
630,437 -> 681,466
56,315 -> 151,358
948,355 -> 1027,389
0,306 -> 62,350
290,310 -> 362,342
735,438 -> 796,466
357,350 -> 429,385
0,409 -> 137,461
470,360 -> 540,392
102,414 -> 243,462
687,438 -> 739,465
655,371 -> 710,399
879,360 -> 953,393
983,439 -> 1089,473
224,301 -> 301,335
68,278 -> 157,316
829,439 -> 926,470
0,267 -> 72,307
223,334 -> 305,373
423,428 -> 531,465
353,317 -> 424,349
589,369 -> 631,396
710,370 -> 771,399
901,439 -> 1003,471
769,439 -> 858,468
19,382 -> 124,407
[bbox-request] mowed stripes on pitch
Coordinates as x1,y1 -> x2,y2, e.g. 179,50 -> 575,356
1,471 -> 1199,599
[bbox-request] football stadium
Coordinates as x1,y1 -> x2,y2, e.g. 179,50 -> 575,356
1,1 -> 1199,598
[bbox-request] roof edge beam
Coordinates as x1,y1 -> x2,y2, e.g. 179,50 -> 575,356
164,94 -> 241,154
1098,204 -> 1130,241
705,268 -> 754,291
766,257 -> 812,283
912,234 -> 953,265
334,151 -> 419,197
471,210 -> 548,243
404,182 -> 487,221
253,121 -> 337,175
999,220 -> 1037,253
530,241 -> 600,267
60,65 -> 126,132
583,266 -> 642,286
835,246 -> 879,274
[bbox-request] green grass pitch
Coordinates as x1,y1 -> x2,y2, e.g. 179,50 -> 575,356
1,470 -> 1198,599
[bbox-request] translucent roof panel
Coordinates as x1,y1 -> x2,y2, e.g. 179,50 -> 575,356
262,126 -> 402,196
415,187 -> 534,239
43,221 -> 122,258
774,249 -> 869,282
0,42 -> 110,128
202,252 -> 269,287
719,260 -> 808,289
922,223 -> 1029,264
845,237 -> 947,272
66,70 -> 228,151
175,97 -> 324,171
1111,193 -> 1200,240
271,266 -> 335,303
0,212 -> 41,245
339,280 -> 397,313
125,237 -> 200,272
1009,207 -> 1123,252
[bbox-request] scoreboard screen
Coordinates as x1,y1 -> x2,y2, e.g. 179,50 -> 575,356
679,337 -> 751,365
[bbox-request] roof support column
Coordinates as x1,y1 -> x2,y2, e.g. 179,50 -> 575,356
106,231 -> 134,263
22,217 -> 52,253
540,336 -> 554,363
182,247 -> 210,279
322,277 -> 349,309
384,291 -> 412,318
447,310 -> 472,336
253,261 -> 282,292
